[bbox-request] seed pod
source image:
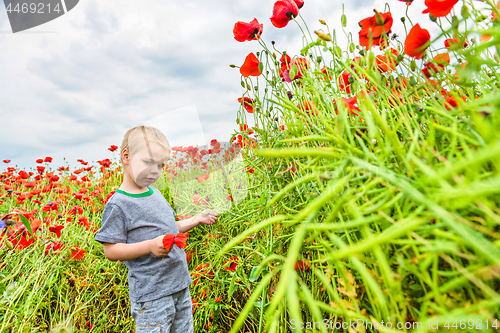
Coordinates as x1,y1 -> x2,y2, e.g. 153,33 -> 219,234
400,17 -> 405,23
256,52 -> 260,56
341,14 -> 347,27
429,14 -> 437,22
314,30 -> 331,41
316,56 -> 323,63
409,77 -> 417,86
410,59 -> 417,71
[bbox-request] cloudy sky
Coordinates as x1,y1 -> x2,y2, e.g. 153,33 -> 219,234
0,0 -> 434,174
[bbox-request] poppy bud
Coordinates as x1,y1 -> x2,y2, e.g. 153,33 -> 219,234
400,17 -> 405,23
319,19 -> 326,25
241,81 -> 246,88
272,52 -> 277,59
229,64 -> 236,68
258,62 -> 264,73
256,52 -> 260,56
374,10 -> 384,26
368,52 -> 375,69
429,14 -> 437,22
461,5 -> 469,19
409,77 -> 417,86
349,43 -> 355,53
314,30 -> 331,41
451,16 -> 459,30
271,41 -> 275,45
316,56 -> 323,63
341,14 -> 347,27
5,240 -> 13,249
410,60 -> 417,71
334,46 -> 342,58
246,83 -> 252,90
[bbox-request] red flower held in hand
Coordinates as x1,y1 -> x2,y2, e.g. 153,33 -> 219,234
404,24 -> 431,59
162,232 -> 189,251
270,0 -> 299,28
422,0 -> 458,17
233,18 -> 263,42
240,53 -> 262,77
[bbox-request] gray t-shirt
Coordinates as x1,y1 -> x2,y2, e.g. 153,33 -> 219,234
94,185 -> 192,303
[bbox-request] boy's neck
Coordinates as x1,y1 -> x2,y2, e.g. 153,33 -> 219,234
119,172 -> 150,194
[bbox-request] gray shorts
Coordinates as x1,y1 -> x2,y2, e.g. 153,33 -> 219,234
130,287 -> 194,333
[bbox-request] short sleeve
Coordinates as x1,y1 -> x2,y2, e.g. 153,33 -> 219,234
94,203 -> 128,244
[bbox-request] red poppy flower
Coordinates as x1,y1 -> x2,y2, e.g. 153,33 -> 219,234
108,145 -> 118,152
338,70 -> 352,94
162,232 -> 189,251
358,11 -> 393,48
49,225 -> 65,238
270,0 -> 299,28
3,160 -> 10,163
281,57 -> 309,82
223,257 -> 239,271
293,0 -> 304,8
375,49 -> 398,72
334,96 -> 361,116
238,97 -> 255,113
294,259 -> 310,271
70,247 -> 86,260
240,53 -> 262,77
233,18 -> 263,42
422,0 -> 458,17
404,24 -> 431,59
444,38 -> 468,48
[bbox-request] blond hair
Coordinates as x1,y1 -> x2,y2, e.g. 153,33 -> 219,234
119,126 -> 171,169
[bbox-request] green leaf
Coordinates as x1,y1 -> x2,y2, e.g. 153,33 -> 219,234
249,266 -> 261,282
18,214 -> 34,239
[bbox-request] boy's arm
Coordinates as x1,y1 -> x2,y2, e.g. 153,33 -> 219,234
102,240 -> 153,262
102,235 -> 171,261
176,217 -> 200,233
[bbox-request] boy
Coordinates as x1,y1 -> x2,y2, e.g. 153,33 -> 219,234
94,125 -> 218,332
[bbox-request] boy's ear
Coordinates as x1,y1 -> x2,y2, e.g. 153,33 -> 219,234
122,148 -> 130,164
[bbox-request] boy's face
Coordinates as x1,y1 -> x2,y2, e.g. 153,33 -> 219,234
128,142 -> 169,188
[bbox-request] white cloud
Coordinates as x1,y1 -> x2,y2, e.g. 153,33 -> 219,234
0,0 -> 442,173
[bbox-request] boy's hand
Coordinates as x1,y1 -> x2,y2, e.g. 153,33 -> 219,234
149,235 -> 171,257
194,209 -> 220,226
